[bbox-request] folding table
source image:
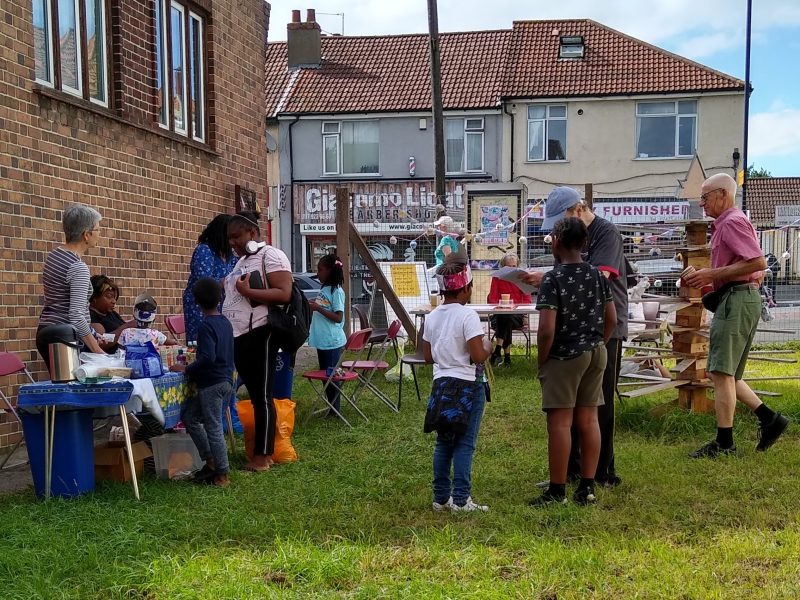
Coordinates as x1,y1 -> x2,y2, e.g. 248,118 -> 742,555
17,380 -> 137,500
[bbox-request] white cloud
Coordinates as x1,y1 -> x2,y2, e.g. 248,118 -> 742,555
749,108 -> 800,158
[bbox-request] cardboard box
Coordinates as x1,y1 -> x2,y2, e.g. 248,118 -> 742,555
94,441 -> 152,483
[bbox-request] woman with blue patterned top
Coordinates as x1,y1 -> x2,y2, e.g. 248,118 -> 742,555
183,214 -> 237,343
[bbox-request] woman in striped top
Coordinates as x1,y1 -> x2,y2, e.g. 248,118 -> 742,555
37,204 -> 105,366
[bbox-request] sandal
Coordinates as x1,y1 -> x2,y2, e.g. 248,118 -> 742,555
241,463 -> 271,473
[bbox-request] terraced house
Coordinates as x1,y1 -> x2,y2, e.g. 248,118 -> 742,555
265,13 -> 745,272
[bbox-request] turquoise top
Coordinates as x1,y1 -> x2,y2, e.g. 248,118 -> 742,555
308,286 -> 347,350
434,235 -> 460,266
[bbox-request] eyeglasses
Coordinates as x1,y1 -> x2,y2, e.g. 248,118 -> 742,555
700,188 -> 723,202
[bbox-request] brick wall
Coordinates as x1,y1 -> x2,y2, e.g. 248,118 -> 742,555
0,0 -> 271,451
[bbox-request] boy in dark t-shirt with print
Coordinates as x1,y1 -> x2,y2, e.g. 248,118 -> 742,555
529,218 -> 617,507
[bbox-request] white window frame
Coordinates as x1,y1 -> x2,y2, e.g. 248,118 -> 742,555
34,0 -> 56,87
170,1 -> 188,137
446,117 -> 485,174
86,0 -> 108,107
527,104 -> 567,162
320,120 -> 380,176
189,11 -> 205,142
58,0 -> 83,98
635,100 -> 697,159
155,0 -> 169,128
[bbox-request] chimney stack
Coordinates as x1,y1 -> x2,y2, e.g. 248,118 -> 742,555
287,7 -> 321,69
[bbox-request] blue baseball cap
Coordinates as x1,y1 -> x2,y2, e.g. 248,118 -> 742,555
541,187 -> 583,231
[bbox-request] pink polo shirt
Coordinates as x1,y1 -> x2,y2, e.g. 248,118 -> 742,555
710,206 -> 763,289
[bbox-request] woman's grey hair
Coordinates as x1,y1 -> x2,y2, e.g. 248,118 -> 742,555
500,253 -> 519,267
63,204 -> 102,243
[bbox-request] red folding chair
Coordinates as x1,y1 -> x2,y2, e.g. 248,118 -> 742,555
0,352 -> 36,470
165,314 -> 185,342
302,328 -> 373,428
342,320 -> 402,413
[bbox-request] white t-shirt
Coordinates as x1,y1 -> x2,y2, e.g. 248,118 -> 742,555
422,303 -> 485,382
222,245 -> 291,338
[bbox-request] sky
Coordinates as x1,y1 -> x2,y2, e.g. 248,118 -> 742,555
268,0 -> 800,177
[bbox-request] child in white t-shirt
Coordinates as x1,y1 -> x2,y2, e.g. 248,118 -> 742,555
422,262 -> 492,512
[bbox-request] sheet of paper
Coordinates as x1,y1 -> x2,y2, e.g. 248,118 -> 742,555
491,267 -> 538,294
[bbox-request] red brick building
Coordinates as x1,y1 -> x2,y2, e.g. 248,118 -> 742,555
0,0 -> 271,451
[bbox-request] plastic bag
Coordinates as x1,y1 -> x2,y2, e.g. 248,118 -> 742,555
385,342 -> 413,382
272,398 -> 298,463
124,342 -> 164,379
80,350 -> 126,368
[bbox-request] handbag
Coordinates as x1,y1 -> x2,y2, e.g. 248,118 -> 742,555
266,280 -> 311,354
701,281 -> 744,313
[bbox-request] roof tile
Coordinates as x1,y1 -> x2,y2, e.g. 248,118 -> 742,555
746,177 -> 800,226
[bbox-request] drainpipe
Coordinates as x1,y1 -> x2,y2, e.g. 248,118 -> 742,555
503,102 -> 514,183
288,115 -> 301,270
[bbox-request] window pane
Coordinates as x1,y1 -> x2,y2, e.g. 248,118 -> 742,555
678,100 -> 697,114
171,4 -> 186,133
189,15 -> 204,140
322,122 -> 339,133
637,116 -> 676,158
547,119 -> 567,160
465,118 -> 483,130
85,0 -> 105,103
527,119 -> 544,161
58,0 -> 81,92
445,119 -> 464,172
155,0 -> 167,126
678,115 -> 696,156
465,132 -> 483,171
342,122 -> 378,173
637,102 -> 675,115
528,105 -> 546,119
323,135 -> 339,174
33,0 -> 51,82
548,105 -> 566,118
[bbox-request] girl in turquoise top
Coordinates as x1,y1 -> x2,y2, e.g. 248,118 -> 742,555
309,254 -> 347,416
434,215 -> 460,266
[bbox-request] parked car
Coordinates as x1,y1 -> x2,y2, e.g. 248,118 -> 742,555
293,272 -> 321,302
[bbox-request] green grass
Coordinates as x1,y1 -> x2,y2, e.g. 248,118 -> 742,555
3,349 -> 800,599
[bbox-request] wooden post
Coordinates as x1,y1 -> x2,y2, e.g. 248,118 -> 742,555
427,0 -> 446,203
584,183 -> 593,209
335,188 -> 351,334
349,221 -> 417,343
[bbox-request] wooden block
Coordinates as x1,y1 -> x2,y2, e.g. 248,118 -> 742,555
673,340 -> 709,355
678,385 -> 713,413
674,331 -> 709,345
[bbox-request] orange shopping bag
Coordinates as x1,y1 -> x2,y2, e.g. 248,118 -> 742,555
237,398 -> 298,463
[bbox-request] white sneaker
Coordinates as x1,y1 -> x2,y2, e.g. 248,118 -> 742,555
451,497 -> 489,512
432,497 -> 455,512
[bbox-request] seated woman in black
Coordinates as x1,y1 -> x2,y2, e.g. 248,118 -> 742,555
90,275 -> 133,352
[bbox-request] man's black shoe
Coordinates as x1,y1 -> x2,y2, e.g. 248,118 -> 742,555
757,413 -> 789,451
690,439 -> 737,459
573,485 -> 597,506
596,474 -> 622,488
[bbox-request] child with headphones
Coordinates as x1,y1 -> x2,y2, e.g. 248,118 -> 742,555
222,211 -> 293,473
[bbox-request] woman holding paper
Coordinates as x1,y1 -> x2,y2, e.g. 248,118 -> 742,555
487,253 -> 531,367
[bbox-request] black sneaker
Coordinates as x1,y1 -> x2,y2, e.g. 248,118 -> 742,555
689,440 -> 737,459
573,486 -> 597,506
490,353 -> 502,367
502,355 -> 511,367
193,465 -> 215,483
596,475 -> 622,489
756,413 -> 789,451
528,491 -> 567,507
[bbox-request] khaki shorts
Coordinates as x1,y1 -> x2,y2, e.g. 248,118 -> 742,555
708,285 -> 760,380
538,345 -> 607,410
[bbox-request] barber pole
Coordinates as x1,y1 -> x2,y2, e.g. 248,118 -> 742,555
408,156 -> 416,177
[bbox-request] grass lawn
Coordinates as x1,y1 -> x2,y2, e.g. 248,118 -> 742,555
3,345 -> 800,599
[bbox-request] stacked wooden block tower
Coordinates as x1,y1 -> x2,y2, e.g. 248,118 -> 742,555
672,220 -> 713,413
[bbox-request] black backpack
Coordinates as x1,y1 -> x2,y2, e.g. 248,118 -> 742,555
267,281 -> 311,354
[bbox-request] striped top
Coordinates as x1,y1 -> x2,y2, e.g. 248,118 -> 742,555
39,247 -> 93,337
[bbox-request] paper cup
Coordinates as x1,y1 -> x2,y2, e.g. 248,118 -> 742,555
429,292 -> 439,307
501,294 -> 511,305
681,265 -> 696,279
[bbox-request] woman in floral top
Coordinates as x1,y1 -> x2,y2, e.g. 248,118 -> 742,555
183,215 -> 237,343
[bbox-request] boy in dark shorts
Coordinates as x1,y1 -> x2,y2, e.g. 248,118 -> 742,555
172,277 -> 235,487
529,218 -> 617,506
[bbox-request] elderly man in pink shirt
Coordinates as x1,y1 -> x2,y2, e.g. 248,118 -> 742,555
684,173 -> 789,458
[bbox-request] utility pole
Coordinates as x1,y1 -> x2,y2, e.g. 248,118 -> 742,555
427,0 -> 446,204
741,0 -> 753,211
